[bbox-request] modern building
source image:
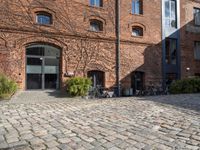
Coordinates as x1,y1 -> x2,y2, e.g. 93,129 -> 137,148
0,0 -> 199,95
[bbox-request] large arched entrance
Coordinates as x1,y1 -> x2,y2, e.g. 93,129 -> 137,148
26,44 -> 60,90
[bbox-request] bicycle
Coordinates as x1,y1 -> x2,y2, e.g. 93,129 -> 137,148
88,85 -> 115,98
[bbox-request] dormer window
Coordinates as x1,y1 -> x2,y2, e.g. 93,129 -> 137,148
36,12 -> 52,25
90,0 -> 103,7
132,26 -> 143,36
90,19 -> 103,32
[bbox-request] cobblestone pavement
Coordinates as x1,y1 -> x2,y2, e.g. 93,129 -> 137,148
0,91 -> 200,150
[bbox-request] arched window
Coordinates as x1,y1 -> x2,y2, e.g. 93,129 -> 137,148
36,12 -> 52,25
90,0 -> 103,7
90,19 -> 103,32
132,26 -> 143,36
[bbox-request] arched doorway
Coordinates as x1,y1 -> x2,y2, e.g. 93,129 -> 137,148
131,71 -> 145,93
26,44 -> 60,90
87,70 -> 105,88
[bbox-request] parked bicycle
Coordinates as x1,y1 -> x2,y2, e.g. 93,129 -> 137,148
88,85 -> 115,99
135,86 -> 168,96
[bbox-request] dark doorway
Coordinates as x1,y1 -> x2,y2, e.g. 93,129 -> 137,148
26,44 -> 60,90
131,71 -> 145,93
87,70 -> 105,88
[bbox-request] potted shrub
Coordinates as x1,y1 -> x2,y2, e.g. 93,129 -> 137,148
66,77 -> 92,97
169,77 -> 200,94
0,74 -> 18,100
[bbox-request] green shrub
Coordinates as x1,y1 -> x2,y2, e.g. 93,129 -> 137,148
169,77 -> 200,94
0,74 -> 18,99
66,77 -> 92,97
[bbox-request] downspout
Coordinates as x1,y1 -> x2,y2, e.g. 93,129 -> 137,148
116,0 -> 121,97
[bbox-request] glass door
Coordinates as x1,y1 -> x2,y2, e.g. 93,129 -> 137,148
26,44 -> 60,90
131,71 -> 144,93
44,58 -> 59,89
26,57 -> 43,89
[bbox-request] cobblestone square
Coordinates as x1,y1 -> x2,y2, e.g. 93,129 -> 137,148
0,91 -> 200,150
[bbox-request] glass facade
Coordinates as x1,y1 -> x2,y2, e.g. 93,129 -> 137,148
165,0 -> 177,28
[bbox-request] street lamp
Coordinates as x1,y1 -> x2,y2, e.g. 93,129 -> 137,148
186,67 -> 190,78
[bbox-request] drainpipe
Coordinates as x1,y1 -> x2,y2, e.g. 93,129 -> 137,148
116,0 -> 121,97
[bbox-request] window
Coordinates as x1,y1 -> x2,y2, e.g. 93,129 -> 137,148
165,38 -> 177,65
132,26 -> 143,36
132,0 -> 143,15
90,19 -> 103,32
87,70 -> 105,88
194,8 -> 200,26
194,41 -> 200,60
165,0 -> 177,28
90,0 -> 103,7
36,12 -> 52,25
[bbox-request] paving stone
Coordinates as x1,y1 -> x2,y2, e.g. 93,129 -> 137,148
29,137 -> 44,145
0,142 -> 9,149
58,137 -> 71,143
30,143 -> 46,150
8,140 -> 27,148
45,140 -> 60,148
6,137 -> 19,143
58,143 -> 73,150
108,146 -> 121,150
0,92 -> 200,149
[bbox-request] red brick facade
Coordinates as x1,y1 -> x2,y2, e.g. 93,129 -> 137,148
0,0 -> 199,93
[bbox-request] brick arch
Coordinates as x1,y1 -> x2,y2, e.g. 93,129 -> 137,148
15,36 -> 65,49
87,15 -> 107,25
87,62 -> 109,72
129,22 -> 146,31
32,7 -> 56,14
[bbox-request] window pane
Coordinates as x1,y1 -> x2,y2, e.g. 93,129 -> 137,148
132,1 -> 135,13
27,58 -> 42,74
90,0 -> 102,7
170,1 -> 176,19
132,27 -> 143,36
37,14 -> 51,25
165,0 -> 177,28
90,0 -> 94,5
132,0 -> 142,14
135,0 -> 140,14
170,39 -> 177,64
26,47 -> 44,56
194,42 -> 200,60
165,1 -> 170,18
165,38 -> 177,64
90,20 -> 103,32
165,39 -> 170,64
27,74 -> 42,89
96,0 -> 100,6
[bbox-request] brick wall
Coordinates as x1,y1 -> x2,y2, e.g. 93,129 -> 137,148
0,0 -> 199,92
181,0 -> 200,78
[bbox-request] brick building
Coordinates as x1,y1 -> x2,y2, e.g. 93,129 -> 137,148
0,0 -> 199,95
